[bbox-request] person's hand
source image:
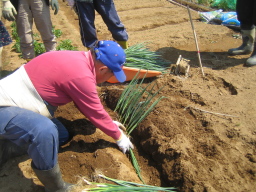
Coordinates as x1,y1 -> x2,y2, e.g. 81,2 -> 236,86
51,0 -> 59,15
116,129 -> 134,154
2,0 -> 17,21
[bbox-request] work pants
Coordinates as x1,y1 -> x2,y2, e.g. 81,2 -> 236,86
16,0 -> 56,59
75,0 -> 128,48
236,0 -> 256,30
0,106 -> 69,170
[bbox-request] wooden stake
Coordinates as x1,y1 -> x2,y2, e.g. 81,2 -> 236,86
187,5 -> 205,77
175,55 -> 182,75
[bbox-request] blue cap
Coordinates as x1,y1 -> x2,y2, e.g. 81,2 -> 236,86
94,40 -> 126,83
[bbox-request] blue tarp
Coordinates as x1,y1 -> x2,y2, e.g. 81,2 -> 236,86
199,9 -> 240,28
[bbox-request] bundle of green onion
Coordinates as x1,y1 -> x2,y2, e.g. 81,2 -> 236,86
115,73 -> 165,135
83,174 -> 176,191
124,43 -> 170,72
114,73 -> 166,183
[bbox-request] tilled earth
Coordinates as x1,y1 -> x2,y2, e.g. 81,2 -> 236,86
0,0 -> 256,192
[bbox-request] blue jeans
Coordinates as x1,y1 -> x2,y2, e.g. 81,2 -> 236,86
0,106 -> 69,170
75,0 -> 128,48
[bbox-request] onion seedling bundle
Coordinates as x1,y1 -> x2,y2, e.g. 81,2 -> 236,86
82,174 -> 176,191
115,73 -> 165,135
114,73 -> 166,183
124,43 -> 170,72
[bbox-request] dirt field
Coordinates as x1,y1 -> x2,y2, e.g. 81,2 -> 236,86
0,0 -> 256,191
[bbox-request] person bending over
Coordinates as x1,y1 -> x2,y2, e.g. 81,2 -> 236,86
0,40 -> 133,192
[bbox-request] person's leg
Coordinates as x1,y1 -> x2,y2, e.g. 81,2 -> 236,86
51,118 -> 70,146
0,106 -> 72,191
44,100 -> 70,146
16,0 -> 35,60
237,0 -> 255,30
0,5 -> 2,78
228,0 -> 255,56
0,20 -> 12,78
0,138 -> 28,168
0,46 -> 2,78
0,106 -> 59,170
75,1 -> 98,48
95,0 -> 128,48
244,0 -> 256,66
32,0 -> 57,52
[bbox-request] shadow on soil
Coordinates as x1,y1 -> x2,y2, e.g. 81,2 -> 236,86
158,47 -> 247,70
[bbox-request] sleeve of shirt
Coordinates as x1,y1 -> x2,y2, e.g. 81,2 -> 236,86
61,76 -> 121,140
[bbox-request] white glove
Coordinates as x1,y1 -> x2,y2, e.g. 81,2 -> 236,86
116,129 -> 134,154
2,0 -> 17,21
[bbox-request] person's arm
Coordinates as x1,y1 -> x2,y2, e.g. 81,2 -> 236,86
62,76 -> 133,153
64,76 -> 121,137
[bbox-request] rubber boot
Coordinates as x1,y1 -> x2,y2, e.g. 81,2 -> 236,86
245,42 -> 256,66
117,41 -> 128,49
32,162 -> 73,192
26,59 -> 32,62
228,29 -> 255,55
0,139 -> 27,169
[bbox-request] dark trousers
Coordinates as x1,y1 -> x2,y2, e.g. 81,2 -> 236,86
75,0 -> 128,48
237,0 -> 256,30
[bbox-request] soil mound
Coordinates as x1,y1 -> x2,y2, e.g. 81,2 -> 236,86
1,1 -> 255,192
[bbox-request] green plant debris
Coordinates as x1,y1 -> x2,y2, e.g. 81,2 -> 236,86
115,72 -> 166,183
83,174 -> 176,191
115,72 -> 166,134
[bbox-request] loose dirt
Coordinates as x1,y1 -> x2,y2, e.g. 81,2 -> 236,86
0,0 -> 255,192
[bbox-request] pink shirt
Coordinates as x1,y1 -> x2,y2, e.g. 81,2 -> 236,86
24,51 -> 120,140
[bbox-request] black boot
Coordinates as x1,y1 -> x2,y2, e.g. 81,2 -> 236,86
228,29 -> 255,55
245,42 -> 256,66
32,162 -> 73,192
0,139 -> 27,169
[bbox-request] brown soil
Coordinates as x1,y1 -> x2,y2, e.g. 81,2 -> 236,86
1,0 -> 256,192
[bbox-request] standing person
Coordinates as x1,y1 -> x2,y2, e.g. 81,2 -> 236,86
0,40 -> 133,191
0,21 -> 12,78
228,0 -> 256,66
75,0 -> 129,49
2,0 -> 59,62
0,1 -> 12,78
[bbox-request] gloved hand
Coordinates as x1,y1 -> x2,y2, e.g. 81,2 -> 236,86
116,129 -> 134,154
2,0 -> 17,21
51,0 -> 59,15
